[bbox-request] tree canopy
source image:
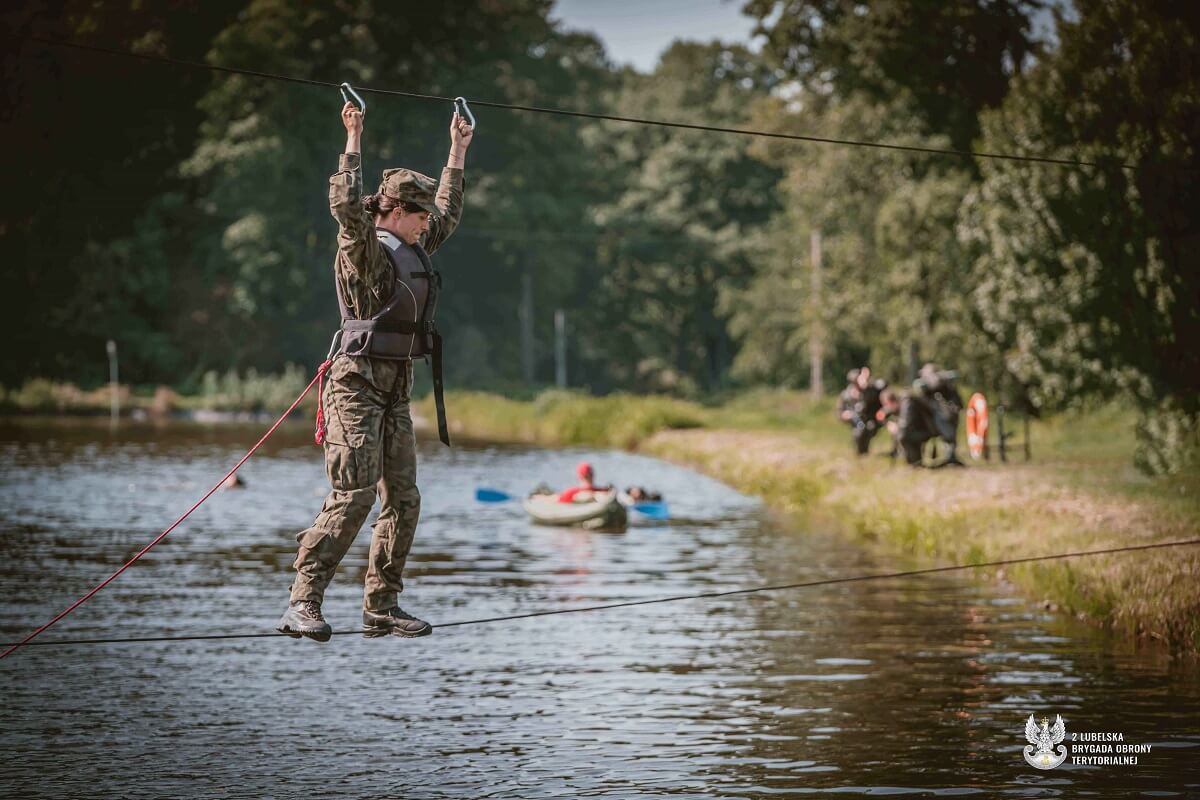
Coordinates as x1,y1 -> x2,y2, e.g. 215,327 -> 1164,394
3,0 -> 1196,471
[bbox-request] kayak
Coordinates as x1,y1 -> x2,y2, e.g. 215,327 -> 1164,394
523,491 -> 629,531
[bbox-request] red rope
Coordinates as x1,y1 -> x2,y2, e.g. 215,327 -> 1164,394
313,358 -> 333,444
0,364 -> 329,660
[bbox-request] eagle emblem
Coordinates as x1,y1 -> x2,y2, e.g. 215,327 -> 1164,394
1023,714 -> 1068,769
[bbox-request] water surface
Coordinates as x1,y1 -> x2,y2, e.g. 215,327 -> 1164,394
1,418 -> 1197,798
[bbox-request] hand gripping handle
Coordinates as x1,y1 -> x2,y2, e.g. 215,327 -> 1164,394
340,82 -> 367,112
453,96 -> 476,129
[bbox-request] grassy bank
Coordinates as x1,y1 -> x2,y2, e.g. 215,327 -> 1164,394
425,389 -> 1200,653
0,368 -> 316,416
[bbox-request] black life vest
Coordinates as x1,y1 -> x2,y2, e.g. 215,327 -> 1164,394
334,228 -> 450,445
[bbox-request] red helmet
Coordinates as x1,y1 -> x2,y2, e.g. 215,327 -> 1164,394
576,461 -> 594,479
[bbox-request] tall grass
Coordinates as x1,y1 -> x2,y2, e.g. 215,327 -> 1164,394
192,365 -> 312,412
429,389 -> 704,449
1,366 -> 318,415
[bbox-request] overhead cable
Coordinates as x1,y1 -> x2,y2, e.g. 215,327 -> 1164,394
27,36 -> 1136,171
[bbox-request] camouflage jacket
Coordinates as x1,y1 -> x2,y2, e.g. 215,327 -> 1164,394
327,152 -> 464,389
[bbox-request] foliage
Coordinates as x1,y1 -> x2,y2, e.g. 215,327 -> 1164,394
960,0 -> 1200,470
2,0 -> 245,385
741,0 -> 1044,151
577,42 -> 783,394
197,364 -> 309,412
421,389 -> 704,449
4,0 -> 1197,472
726,94 -> 977,385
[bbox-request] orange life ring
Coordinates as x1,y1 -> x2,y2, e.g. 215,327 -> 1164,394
966,392 -> 989,460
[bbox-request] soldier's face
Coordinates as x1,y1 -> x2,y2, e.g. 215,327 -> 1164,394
392,208 -> 431,244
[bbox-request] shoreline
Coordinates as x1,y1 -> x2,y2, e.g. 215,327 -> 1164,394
640,428 -> 1199,655
4,388 -> 1196,653
422,391 -> 1200,655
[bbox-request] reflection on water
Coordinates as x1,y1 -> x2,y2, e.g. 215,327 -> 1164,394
1,418 -> 1197,798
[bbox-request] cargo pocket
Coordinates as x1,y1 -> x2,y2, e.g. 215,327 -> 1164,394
326,374 -> 374,450
400,360 -> 415,402
294,526 -> 335,574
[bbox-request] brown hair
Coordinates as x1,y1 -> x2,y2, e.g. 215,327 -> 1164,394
363,193 -> 427,218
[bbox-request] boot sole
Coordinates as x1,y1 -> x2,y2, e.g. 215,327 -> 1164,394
277,623 -> 332,643
362,623 -> 432,639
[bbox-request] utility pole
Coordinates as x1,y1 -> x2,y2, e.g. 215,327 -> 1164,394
554,309 -> 567,388
106,339 -> 119,428
809,229 -> 824,398
520,267 -> 535,384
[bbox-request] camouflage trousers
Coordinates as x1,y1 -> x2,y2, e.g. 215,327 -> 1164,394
290,357 -> 420,612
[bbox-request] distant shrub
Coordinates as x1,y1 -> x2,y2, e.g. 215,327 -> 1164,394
1135,400 -> 1200,476
198,364 -> 309,412
430,390 -> 704,448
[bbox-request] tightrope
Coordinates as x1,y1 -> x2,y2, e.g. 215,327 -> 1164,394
0,362 -> 330,660
26,36 -> 1135,172
4,537 -> 1197,651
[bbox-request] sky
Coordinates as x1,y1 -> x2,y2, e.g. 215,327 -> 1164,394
551,0 -> 760,72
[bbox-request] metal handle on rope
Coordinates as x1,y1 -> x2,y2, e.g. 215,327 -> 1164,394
340,82 -> 367,112
324,330 -> 342,361
454,96 -> 476,129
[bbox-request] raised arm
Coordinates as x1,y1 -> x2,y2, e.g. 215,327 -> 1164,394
424,111 -> 473,254
329,102 -> 373,274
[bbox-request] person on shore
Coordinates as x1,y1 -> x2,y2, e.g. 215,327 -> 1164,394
278,99 -> 472,642
838,366 -> 888,455
837,368 -> 863,429
896,363 -> 965,467
558,462 -> 612,503
878,387 -> 902,458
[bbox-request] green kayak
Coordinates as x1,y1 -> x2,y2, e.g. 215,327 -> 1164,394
523,491 -> 629,531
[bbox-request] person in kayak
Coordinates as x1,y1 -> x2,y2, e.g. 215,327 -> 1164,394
558,461 -> 613,503
624,486 -> 662,502
278,98 -> 472,642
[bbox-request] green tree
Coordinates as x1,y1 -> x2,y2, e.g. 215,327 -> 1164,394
1,0 -> 245,385
742,0 -> 1043,151
726,94 -> 977,387
175,0 -> 612,384
959,0 -> 1200,472
579,42 -> 782,394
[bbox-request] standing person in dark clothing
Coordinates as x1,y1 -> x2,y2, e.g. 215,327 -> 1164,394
278,99 -> 472,642
878,387 -> 902,458
838,366 -> 888,455
897,363 -> 965,467
837,368 -> 863,429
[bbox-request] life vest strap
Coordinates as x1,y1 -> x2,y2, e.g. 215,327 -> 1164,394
340,318 -> 436,335
337,319 -> 450,447
432,331 -> 449,446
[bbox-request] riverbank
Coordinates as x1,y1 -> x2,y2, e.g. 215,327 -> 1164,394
0,369 -> 315,418
425,389 -> 1200,654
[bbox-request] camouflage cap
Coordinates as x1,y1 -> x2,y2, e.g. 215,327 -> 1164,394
378,168 -> 439,215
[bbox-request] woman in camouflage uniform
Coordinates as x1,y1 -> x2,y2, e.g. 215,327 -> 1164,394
278,100 -> 472,642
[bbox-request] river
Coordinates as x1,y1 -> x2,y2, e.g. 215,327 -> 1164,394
1,418 -> 1196,798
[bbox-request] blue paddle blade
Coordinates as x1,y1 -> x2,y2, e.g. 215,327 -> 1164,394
475,488 -> 514,503
632,502 -> 670,520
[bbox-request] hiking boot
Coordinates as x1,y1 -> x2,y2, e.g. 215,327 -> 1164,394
277,600 -> 332,642
363,606 -> 433,638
